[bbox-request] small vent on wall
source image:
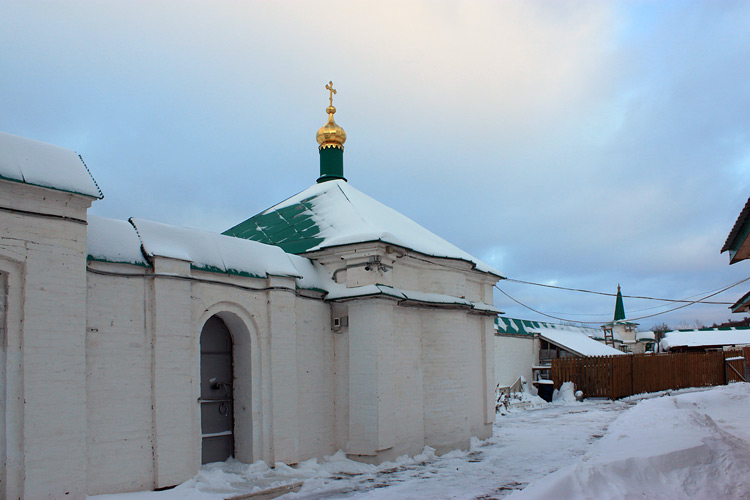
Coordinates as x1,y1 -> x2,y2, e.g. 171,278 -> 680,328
332,316 -> 349,331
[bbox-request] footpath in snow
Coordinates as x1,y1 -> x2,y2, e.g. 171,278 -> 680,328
91,383 -> 750,500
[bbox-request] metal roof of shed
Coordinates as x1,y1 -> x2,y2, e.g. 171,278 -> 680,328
722,197 -> 750,264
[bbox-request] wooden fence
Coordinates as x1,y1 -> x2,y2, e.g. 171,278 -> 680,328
551,350 -> 745,400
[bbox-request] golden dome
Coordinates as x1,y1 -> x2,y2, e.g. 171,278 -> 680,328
316,82 -> 346,150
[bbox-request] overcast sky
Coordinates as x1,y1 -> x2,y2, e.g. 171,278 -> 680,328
2,1 -> 749,329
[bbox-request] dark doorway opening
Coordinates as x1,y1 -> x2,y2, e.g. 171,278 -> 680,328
200,316 -> 234,464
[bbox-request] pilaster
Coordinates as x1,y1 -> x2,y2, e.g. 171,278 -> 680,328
346,299 -> 396,459
267,275 -> 299,463
150,257 -> 197,488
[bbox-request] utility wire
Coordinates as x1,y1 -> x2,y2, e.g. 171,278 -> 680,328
495,275 -> 750,325
503,277 -> 734,305
546,284 -> 742,315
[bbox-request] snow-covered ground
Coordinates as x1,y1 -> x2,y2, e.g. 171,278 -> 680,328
91,383 -> 750,500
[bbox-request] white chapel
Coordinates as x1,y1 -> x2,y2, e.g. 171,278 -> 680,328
0,85 -> 502,498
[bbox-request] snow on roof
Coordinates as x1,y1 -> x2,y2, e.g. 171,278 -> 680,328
87,215 -> 148,266
537,327 -> 626,357
130,218 -> 301,279
224,180 -> 501,277
324,283 -> 500,312
287,254 -> 334,292
495,317 -> 620,341
0,131 -> 102,198
636,330 -> 655,341
660,328 -> 750,350
601,319 -> 638,328
87,215 -> 500,311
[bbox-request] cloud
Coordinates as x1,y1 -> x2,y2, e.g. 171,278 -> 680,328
1,0 -> 749,328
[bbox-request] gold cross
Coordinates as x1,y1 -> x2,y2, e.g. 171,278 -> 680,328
326,81 -> 337,107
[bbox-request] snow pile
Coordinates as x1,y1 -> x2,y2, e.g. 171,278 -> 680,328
496,389 -> 548,414
0,131 -> 101,198
92,385 -> 750,500
508,382 -> 750,500
551,381 -> 577,404
92,449 -> 446,500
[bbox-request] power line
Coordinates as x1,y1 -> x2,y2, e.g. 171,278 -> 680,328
503,277 -> 734,305
495,275 -> 750,324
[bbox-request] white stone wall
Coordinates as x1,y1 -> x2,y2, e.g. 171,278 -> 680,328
85,266 -> 153,495
312,242 -> 498,461
295,298 -> 336,461
85,261 -> 342,494
391,307 -> 425,457
0,180 -> 93,499
422,309 -> 471,454
494,334 -> 538,388
346,299 -> 397,459
466,314 -> 494,439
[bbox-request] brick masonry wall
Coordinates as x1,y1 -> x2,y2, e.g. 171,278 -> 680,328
86,268 -> 153,495
0,181 -> 93,499
494,334 -> 538,388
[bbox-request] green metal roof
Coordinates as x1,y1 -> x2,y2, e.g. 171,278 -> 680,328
223,193 -> 325,254
494,317 -> 542,336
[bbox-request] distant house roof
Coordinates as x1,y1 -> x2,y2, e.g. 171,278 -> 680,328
636,330 -> 656,341
602,318 -> 639,328
223,179 -> 501,277
0,131 -> 102,198
730,290 -> 750,314
722,197 -> 750,264
538,327 -> 626,357
660,327 -> 750,351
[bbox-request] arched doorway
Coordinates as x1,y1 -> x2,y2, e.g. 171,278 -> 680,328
200,316 -> 234,464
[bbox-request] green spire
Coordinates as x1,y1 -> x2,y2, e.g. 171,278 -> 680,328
613,284 -> 626,321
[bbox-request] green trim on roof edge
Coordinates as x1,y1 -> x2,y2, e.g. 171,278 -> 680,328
86,255 -> 151,268
0,172 -> 103,199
